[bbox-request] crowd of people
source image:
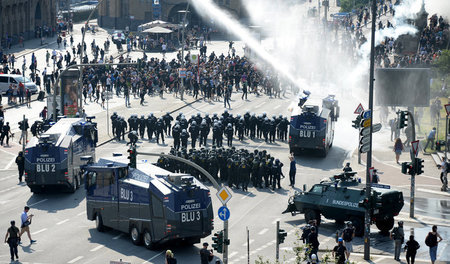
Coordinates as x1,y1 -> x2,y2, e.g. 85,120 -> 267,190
114,111 -> 290,148
156,147 -> 284,191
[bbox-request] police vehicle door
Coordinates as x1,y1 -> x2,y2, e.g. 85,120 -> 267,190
96,168 -> 119,229
307,185 -> 325,206
150,194 -> 165,239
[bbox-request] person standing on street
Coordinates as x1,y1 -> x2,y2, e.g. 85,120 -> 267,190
341,221 -> 355,256
424,127 -> 436,151
19,206 -> 36,244
390,221 -> 404,261
4,220 -> 20,262
393,138 -> 404,164
1,122 -> 12,146
165,249 -> 177,264
199,242 -> 213,264
288,154 -> 296,187
307,226 -> 320,259
332,237 -> 349,264
425,225 -> 443,264
15,151 -> 25,183
438,157 -> 448,191
404,235 -> 420,264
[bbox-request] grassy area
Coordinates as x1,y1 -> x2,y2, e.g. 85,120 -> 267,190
416,97 -> 449,151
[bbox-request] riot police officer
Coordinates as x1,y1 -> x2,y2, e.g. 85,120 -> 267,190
272,159 -> 283,189
138,115 -> 146,139
189,121 -> 199,148
180,129 -> 189,149
163,112 -> 173,136
156,117 -> 165,144
172,124 -> 181,150
199,120 -> 209,147
111,112 -> 118,136
225,123 -> 234,147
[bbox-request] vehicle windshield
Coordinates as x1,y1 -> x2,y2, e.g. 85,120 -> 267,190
16,76 -> 32,83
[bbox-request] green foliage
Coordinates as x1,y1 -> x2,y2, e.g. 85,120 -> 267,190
339,0 -> 370,12
434,50 -> 450,75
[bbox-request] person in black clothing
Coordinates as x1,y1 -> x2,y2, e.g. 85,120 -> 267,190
1,122 -> 12,146
16,151 -> 25,183
165,249 -> 177,264
307,226 -> 320,259
199,242 -> 213,264
404,235 -> 420,264
4,220 -> 20,262
332,238 -> 349,264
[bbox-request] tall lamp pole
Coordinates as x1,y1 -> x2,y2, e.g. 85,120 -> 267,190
364,0 -> 377,260
179,4 -> 190,101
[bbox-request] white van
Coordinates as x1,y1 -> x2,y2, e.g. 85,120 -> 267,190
0,74 -> 38,94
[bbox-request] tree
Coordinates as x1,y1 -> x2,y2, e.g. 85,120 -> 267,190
434,49 -> 450,75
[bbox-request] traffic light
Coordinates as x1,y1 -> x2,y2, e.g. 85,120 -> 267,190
358,198 -> 370,209
415,158 -> 424,175
277,228 -> 287,244
398,111 -> 408,129
401,162 -> 414,175
352,115 -> 362,129
212,231 -> 223,253
127,146 -> 137,168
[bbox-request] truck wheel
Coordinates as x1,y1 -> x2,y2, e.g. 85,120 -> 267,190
95,213 -> 105,232
130,226 -> 142,245
69,178 -> 77,193
143,229 -> 154,249
305,209 -> 321,226
350,217 -> 364,237
375,217 -> 394,234
75,173 -> 80,189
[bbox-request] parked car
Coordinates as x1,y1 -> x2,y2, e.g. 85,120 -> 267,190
0,74 -> 38,94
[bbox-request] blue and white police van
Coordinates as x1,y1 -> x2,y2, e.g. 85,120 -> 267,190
84,155 -> 214,249
24,117 -> 97,193
289,95 -> 339,157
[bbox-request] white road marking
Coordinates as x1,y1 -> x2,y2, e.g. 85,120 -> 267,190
77,212 -> 86,216
112,234 -> 123,240
0,174 -> 17,181
274,105 -> 281,109
0,185 -> 21,194
141,251 -> 165,264
90,245 -> 104,252
28,199 -> 49,207
67,256 -> 84,263
57,219 -> 70,225
32,228 -> 47,235
0,147 -> 17,157
255,102 -> 265,108
5,157 -> 16,170
417,188 -> 450,197
258,228 -> 269,235
241,192 -> 252,199
242,239 -> 254,246
229,251 -> 238,258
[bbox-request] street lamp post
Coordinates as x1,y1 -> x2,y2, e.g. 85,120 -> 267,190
178,5 -> 190,101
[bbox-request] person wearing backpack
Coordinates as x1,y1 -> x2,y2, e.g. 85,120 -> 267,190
341,221 -> 355,255
425,225 -> 443,264
404,235 -> 420,264
390,221 -> 404,261
332,238 -> 349,264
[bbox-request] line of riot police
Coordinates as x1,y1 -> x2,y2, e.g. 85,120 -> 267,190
111,110 -> 290,148
156,147 -> 284,191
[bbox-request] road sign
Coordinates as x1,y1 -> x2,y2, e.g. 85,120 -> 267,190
179,68 -> 186,78
371,183 -> 391,189
359,143 -> 370,153
372,123 -> 382,133
362,118 -> 371,128
445,104 -> 450,116
218,206 -> 230,221
360,136 -> 370,145
363,110 -> 371,119
354,103 -> 364,114
361,126 -> 370,137
216,187 -> 232,205
411,140 -> 419,157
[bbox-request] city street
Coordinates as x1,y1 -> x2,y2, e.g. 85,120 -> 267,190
1,0 -> 449,263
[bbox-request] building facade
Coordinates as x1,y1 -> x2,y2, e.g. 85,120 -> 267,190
98,0 -> 244,30
0,0 -> 56,45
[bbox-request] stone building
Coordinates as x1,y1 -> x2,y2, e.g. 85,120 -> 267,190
0,0 -> 56,45
98,0 -> 244,30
